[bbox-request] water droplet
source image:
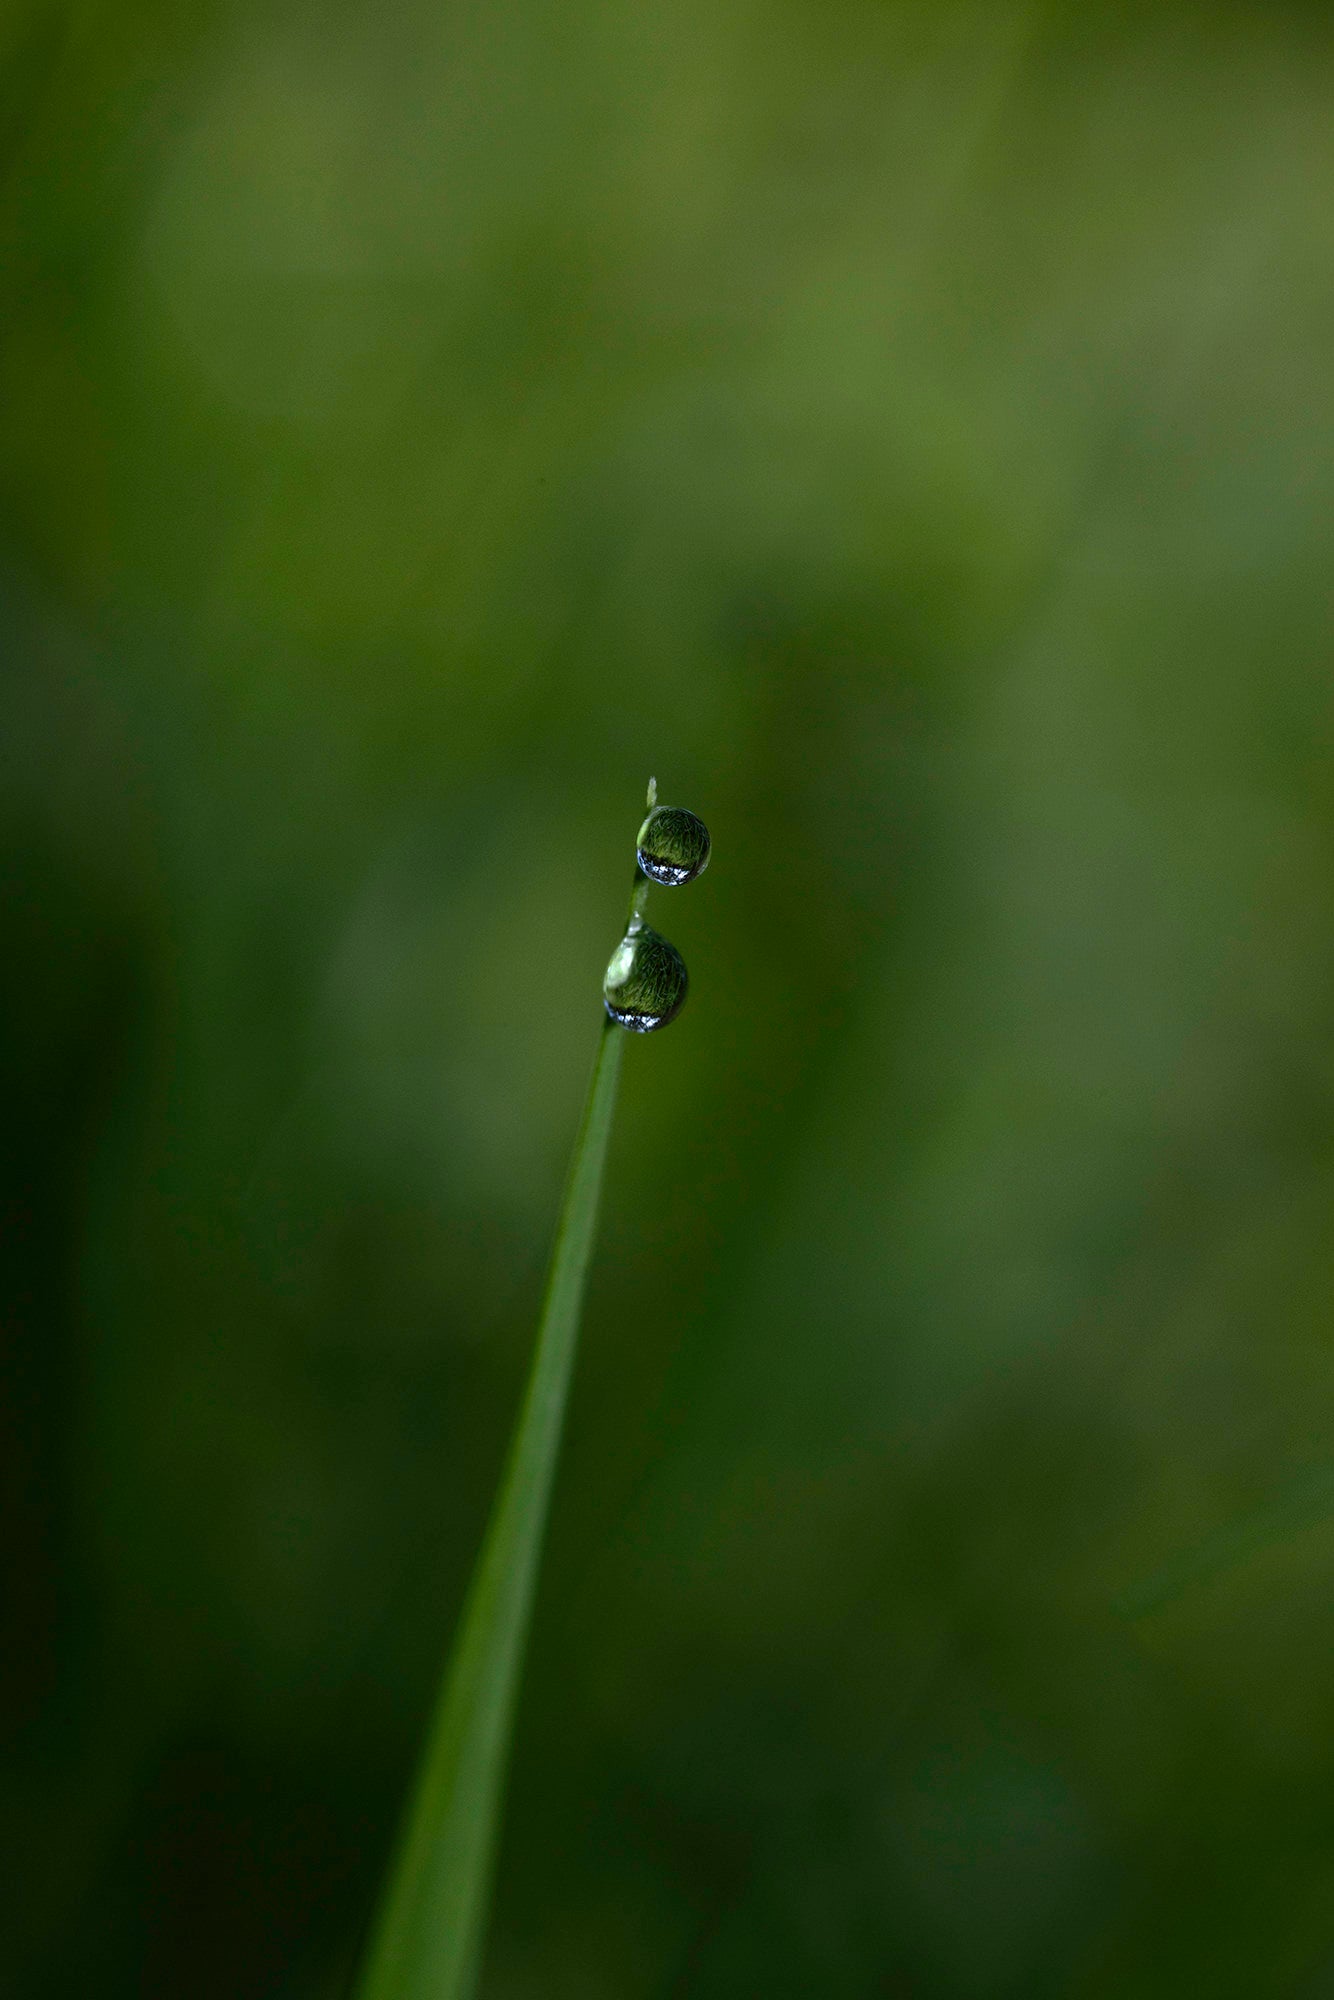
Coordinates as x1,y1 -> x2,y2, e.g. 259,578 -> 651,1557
636,805 -> 711,887
603,921 -> 688,1032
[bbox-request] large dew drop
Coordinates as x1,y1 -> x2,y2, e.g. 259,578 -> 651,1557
603,922 -> 688,1032
636,805 -> 711,887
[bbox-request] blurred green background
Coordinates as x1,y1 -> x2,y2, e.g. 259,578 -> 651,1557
6,1 -> 1334,1993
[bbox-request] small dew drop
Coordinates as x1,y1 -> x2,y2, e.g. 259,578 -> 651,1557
636,805 -> 711,887
603,922 -> 688,1032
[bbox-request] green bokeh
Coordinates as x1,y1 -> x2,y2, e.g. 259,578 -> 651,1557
6,2 -> 1334,1994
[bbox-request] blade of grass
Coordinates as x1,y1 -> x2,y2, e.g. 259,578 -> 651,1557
1117,1458 -> 1334,1621
356,1014 -> 625,2000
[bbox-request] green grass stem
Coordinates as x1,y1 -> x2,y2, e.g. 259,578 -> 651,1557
356,1015 -> 625,2000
